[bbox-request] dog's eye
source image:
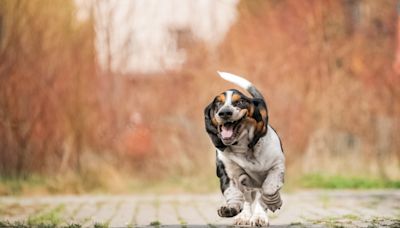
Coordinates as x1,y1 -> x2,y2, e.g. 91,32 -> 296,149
215,101 -> 223,107
235,100 -> 245,106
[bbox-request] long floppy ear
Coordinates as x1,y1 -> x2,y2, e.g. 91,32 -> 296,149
248,98 -> 268,149
204,101 -> 226,151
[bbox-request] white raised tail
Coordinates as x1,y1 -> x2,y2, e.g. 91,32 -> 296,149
217,71 -> 264,100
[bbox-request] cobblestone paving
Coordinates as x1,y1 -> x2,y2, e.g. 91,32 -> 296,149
0,190 -> 399,227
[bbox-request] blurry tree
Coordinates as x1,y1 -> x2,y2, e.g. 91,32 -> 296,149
0,0 -> 96,177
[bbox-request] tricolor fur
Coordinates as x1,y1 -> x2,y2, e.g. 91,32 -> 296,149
204,72 -> 285,226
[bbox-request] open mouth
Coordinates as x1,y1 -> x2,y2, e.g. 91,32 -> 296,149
219,117 -> 244,142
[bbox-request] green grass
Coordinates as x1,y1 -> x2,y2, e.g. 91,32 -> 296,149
310,216 -> 400,228
0,175 -> 47,195
0,220 -> 82,228
2,172 -> 400,196
0,220 -> 27,228
0,172 -> 219,196
27,204 -> 65,227
309,215 -> 356,227
150,220 -> 161,226
64,224 -> 82,228
94,222 -> 109,228
342,214 -> 360,220
289,221 -> 305,227
300,173 -> 400,189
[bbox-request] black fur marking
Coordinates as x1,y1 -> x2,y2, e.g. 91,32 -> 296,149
247,86 -> 265,100
217,206 -> 240,217
248,98 -> 268,149
216,151 -> 230,194
204,102 -> 226,150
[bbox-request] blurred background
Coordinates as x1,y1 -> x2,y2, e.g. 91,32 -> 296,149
0,0 -> 399,195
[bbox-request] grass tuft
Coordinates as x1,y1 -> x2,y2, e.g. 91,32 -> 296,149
342,214 -> 360,221
150,220 -> 161,226
94,222 -> 109,228
27,204 -> 65,227
300,173 -> 400,189
64,224 -> 82,228
0,220 -> 28,228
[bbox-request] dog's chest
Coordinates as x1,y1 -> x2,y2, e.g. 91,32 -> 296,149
223,144 -> 265,172
227,153 -> 262,172
222,134 -> 281,173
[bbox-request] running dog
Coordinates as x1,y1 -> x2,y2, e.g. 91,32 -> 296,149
204,72 -> 285,226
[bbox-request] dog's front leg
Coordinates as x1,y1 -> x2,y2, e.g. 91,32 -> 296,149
259,164 -> 285,212
216,157 -> 246,218
218,181 -> 244,217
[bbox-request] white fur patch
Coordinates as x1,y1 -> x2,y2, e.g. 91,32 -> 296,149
234,202 -> 252,225
250,200 -> 269,226
218,71 -> 252,90
224,90 -> 233,106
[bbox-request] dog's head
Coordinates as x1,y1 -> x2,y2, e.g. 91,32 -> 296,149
204,89 -> 268,149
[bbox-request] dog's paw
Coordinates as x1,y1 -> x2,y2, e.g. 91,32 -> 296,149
234,209 -> 252,225
250,213 -> 269,227
260,192 -> 282,212
217,205 -> 241,217
266,202 -> 282,212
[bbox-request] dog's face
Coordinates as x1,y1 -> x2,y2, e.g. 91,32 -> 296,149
204,89 -> 268,148
213,90 -> 251,145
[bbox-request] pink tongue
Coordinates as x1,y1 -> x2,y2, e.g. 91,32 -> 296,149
221,126 -> 233,139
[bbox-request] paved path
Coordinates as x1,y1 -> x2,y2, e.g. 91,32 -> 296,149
0,190 -> 399,227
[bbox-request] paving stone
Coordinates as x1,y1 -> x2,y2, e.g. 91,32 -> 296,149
72,201 -> 99,225
59,203 -> 84,226
158,202 -> 180,225
88,201 -> 119,226
195,201 -> 228,225
135,201 -> 157,226
5,203 -> 49,223
176,202 -> 206,225
0,190 -> 399,227
108,201 -> 136,227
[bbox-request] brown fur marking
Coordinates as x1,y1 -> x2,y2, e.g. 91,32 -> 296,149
257,121 -> 264,132
245,116 -> 257,126
232,94 -> 241,102
212,117 -> 218,126
216,94 -> 225,103
259,108 -> 268,120
248,104 -> 255,117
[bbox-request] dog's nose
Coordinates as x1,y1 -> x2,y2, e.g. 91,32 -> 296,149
218,109 -> 233,119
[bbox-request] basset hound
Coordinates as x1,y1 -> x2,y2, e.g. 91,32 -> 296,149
204,72 -> 285,226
